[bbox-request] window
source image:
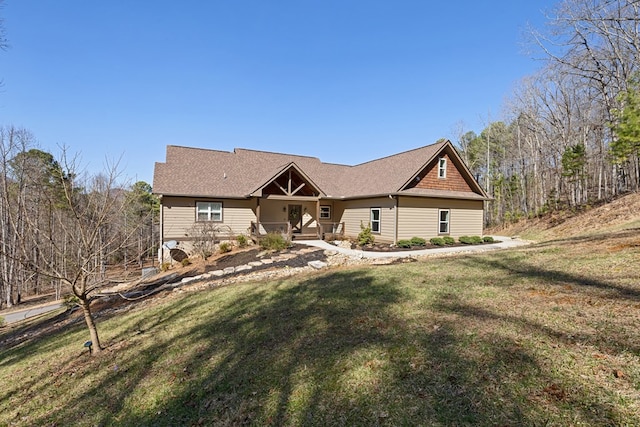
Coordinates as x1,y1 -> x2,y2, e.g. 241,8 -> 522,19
370,208 -> 381,233
320,205 -> 331,219
196,202 -> 222,221
438,209 -> 450,234
438,157 -> 447,178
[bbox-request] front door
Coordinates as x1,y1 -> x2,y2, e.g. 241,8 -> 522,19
288,204 -> 302,233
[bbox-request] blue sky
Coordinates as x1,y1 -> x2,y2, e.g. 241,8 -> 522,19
0,1 -> 556,185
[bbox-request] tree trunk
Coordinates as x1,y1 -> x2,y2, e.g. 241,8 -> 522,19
79,298 -> 102,354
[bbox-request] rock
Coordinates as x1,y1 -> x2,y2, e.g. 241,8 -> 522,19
235,265 -> 253,272
337,240 -> 353,249
223,267 -> 236,274
248,261 -> 263,267
308,260 -> 328,269
211,270 -> 225,276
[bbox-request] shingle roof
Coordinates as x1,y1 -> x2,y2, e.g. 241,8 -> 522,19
152,140 -> 488,200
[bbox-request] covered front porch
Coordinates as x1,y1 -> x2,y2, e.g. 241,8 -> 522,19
247,162 -> 344,242
249,197 -> 344,242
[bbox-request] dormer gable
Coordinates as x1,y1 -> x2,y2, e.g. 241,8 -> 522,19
401,141 -> 487,197
251,162 -> 325,198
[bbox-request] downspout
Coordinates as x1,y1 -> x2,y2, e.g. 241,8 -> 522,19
393,195 -> 399,245
158,195 -> 164,263
256,198 -> 261,238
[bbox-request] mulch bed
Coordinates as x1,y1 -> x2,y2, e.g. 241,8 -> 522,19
357,242 -> 496,252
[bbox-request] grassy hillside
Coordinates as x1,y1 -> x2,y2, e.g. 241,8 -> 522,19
1,220 -> 640,425
490,191 -> 640,241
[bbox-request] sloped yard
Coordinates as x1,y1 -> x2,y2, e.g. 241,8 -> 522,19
1,227 -> 639,426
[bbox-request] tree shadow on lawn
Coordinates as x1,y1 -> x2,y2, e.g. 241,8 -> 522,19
17,264 -> 636,426
432,294 -> 633,425
529,228 -> 640,249
23,269 -> 584,425
461,242 -> 640,301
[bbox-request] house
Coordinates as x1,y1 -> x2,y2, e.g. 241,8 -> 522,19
152,139 -> 490,259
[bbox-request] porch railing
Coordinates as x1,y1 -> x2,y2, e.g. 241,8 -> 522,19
250,221 -> 345,241
319,222 -> 345,240
250,222 -> 293,241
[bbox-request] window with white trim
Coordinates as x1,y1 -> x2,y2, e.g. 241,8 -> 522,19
438,157 -> 447,178
196,202 -> 222,222
438,209 -> 450,234
320,205 -> 331,219
370,208 -> 381,233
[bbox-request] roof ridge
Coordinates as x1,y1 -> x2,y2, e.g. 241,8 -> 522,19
167,145 -> 232,155
234,147 -> 321,161
353,139 -> 448,166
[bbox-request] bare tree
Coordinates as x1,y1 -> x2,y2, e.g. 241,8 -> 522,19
19,151 -> 130,353
0,127 -> 35,308
532,0 -> 640,192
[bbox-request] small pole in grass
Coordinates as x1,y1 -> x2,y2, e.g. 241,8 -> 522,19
83,340 -> 93,354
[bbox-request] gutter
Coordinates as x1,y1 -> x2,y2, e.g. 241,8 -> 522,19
331,192 -> 491,202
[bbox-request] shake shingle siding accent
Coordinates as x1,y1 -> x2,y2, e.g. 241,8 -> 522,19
410,153 -> 474,193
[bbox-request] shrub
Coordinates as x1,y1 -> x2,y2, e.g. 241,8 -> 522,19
0,316 -> 4,327
260,232 -> 290,251
396,239 -> 412,248
483,236 -> 495,243
219,242 -> 232,253
430,237 -> 446,246
187,222 -> 232,260
443,236 -> 455,245
357,222 -> 375,246
181,258 -> 192,267
236,234 -> 248,248
410,236 -> 427,246
471,236 -> 484,244
201,250 -> 213,259
160,262 -> 171,272
458,236 -> 473,244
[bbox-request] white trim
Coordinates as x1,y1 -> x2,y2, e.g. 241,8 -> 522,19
438,157 -> 447,179
370,207 -> 381,233
196,201 -> 223,222
320,205 -> 331,219
438,209 -> 450,234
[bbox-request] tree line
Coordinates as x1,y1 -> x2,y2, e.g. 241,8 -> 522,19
455,0 -> 640,225
0,127 -> 159,311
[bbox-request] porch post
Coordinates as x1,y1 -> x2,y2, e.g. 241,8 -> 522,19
256,198 -> 261,237
316,199 -> 321,239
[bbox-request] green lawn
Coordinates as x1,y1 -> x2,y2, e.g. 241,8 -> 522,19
1,230 -> 639,426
